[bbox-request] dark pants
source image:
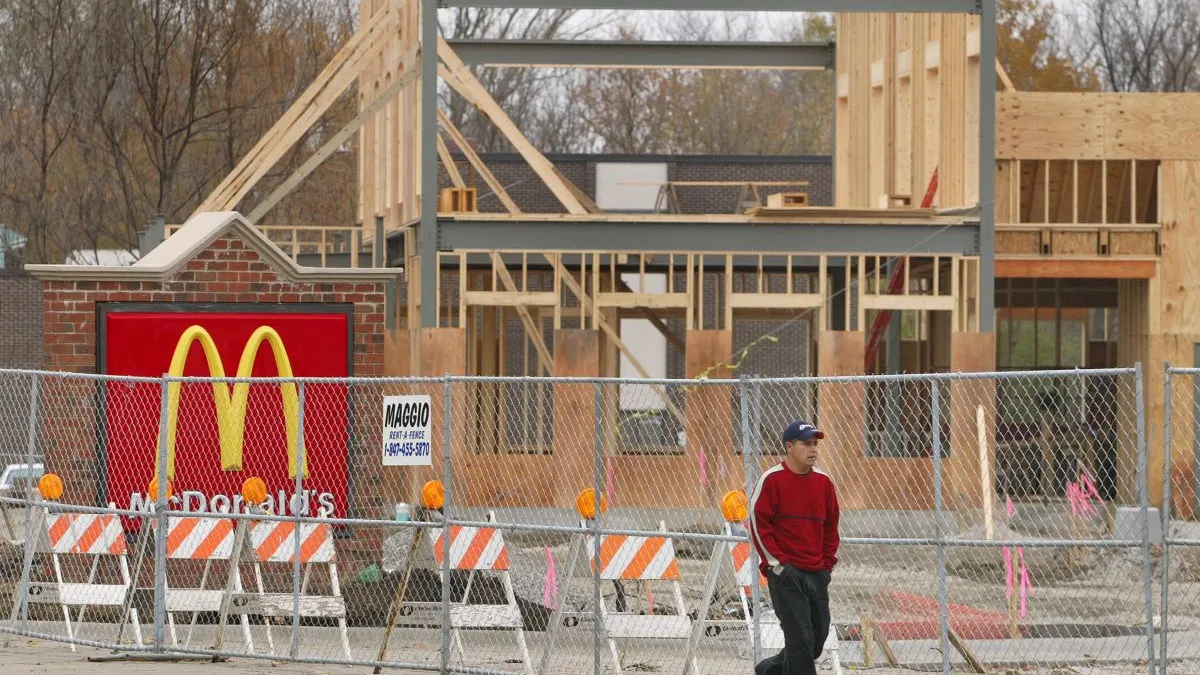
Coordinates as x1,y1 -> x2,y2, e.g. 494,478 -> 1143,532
753,567 -> 831,675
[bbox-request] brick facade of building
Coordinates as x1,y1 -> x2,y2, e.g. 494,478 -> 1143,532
0,271 -> 44,369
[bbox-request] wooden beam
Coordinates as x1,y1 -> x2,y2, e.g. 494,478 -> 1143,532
948,628 -> 986,674
198,7 -> 396,214
995,59 -> 1015,92
437,39 -> 589,214
613,276 -> 687,353
996,258 -> 1157,279
462,290 -> 557,307
437,132 -> 466,189
728,293 -> 824,310
249,64 -> 419,223
545,253 -> 685,425
860,294 -> 956,311
436,109 -> 520,214
491,253 -> 554,375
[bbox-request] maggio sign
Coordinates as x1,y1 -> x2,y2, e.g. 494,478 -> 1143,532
102,314 -> 351,521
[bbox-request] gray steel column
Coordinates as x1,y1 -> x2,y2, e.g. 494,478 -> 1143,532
885,265 -> 903,455
978,0 -> 997,332
419,0 -> 439,328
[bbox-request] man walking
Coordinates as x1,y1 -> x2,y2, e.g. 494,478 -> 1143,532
749,419 -> 841,675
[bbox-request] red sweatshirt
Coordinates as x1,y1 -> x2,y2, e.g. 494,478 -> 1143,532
749,462 -> 840,575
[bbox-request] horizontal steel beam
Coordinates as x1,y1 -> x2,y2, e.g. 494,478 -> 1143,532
425,218 -> 979,257
445,39 -> 835,70
441,0 -> 979,11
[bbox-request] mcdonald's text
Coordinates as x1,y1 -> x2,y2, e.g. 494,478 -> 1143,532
128,488 -> 336,517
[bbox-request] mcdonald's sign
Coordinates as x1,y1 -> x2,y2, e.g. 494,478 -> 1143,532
100,306 -> 352,520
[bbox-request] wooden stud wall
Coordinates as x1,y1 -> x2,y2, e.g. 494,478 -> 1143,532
359,0 -> 419,232
837,13 -> 979,210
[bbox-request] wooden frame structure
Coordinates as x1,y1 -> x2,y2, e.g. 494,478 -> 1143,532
174,0 -> 1200,513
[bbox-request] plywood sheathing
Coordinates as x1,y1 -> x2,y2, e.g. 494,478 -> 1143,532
944,332 -> 997,513
1154,161 -> 1200,512
817,331 -> 933,511
685,331 -> 737,507
551,330 -> 601,506
998,93 -> 1200,161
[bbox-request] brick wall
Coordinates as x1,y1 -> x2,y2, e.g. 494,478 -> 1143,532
438,153 -> 832,213
38,232 -> 390,561
0,272 -> 42,469
0,271 -> 44,369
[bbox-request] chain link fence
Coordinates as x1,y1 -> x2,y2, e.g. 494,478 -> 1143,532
0,366 -> 1178,674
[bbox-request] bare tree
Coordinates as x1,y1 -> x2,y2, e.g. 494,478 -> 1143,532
0,0 -> 90,262
577,12 -> 833,155
1074,0 -> 1200,92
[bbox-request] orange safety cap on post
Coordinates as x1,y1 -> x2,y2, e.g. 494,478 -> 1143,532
147,476 -> 174,501
421,480 -> 445,510
38,473 -> 63,501
576,488 -> 607,521
721,489 -> 749,523
242,476 -> 268,505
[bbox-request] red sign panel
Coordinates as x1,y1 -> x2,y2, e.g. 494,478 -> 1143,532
102,309 -> 351,522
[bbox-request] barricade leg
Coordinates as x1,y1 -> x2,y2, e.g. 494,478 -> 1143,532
502,570 -> 533,674
683,539 -> 727,674
329,561 -> 351,660
234,566 -> 254,652
536,533 -> 583,675
72,553 -> 101,631
165,575 -> 179,647
118,549 -> 144,646
179,559 -> 212,647
252,558 -> 275,654
51,553 -> 76,651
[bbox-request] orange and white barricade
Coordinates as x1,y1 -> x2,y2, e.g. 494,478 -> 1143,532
21,506 -> 143,650
156,515 -> 254,651
540,499 -> 698,675
688,498 -> 841,674
428,511 -> 532,673
226,517 -> 350,659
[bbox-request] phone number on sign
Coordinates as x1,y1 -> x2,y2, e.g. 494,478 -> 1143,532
385,441 -> 430,458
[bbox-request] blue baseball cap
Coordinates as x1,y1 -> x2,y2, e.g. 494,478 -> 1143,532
781,420 -> 825,443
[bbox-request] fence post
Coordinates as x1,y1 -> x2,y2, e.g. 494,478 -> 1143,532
153,376 -> 171,653
1136,362 -> 1157,675
931,380 -> 949,675
440,377 -> 453,675
290,381 -> 306,659
751,379 -> 765,666
592,381 -> 604,675
1162,364 -> 1173,675
10,373 -> 41,642
739,377 -> 763,666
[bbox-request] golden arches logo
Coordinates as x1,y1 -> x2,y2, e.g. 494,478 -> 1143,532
154,325 -> 308,484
